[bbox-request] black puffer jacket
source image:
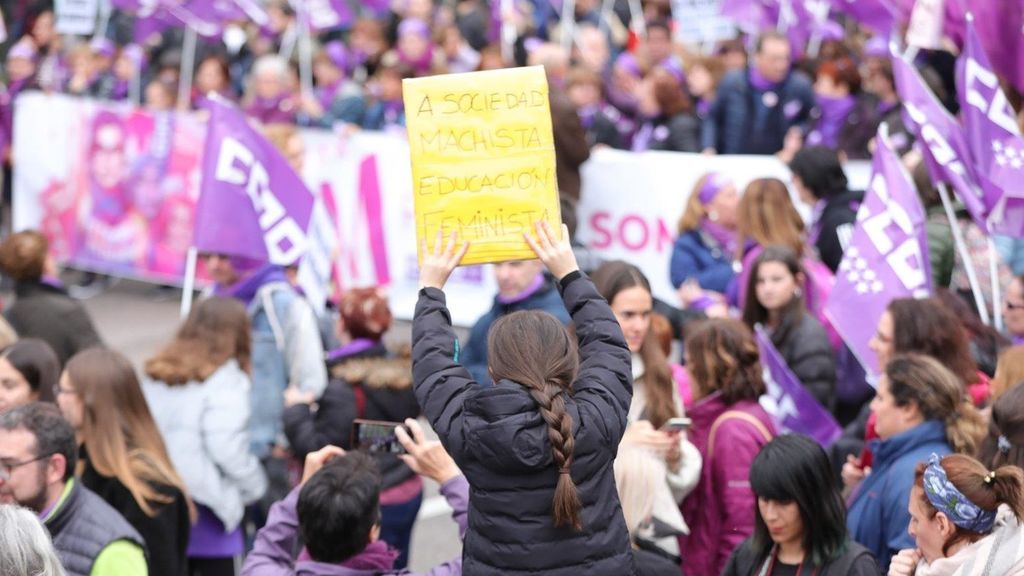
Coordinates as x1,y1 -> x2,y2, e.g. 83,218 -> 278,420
814,189 -> 864,273
723,537 -> 881,576
772,313 -> 837,412
412,272 -> 636,576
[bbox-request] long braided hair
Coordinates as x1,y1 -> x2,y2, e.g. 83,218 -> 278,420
487,310 -> 583,530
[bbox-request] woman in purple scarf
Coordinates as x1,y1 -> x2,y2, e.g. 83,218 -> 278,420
244,54 -> 297,125
805,57 -> 881,160
670,172 -> 740,300
296,41 -> 366,128
393,18 -> 444,77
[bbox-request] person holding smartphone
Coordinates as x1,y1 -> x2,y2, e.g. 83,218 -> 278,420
592,260 -> 702,558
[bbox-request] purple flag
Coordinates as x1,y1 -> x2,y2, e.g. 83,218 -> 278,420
301,0 -> 354,32
957,15 -> 1024,237
967,0 -> 1024,94
892,52 -> 992,231
720,0 -> 819,56
755,326 -> 842,446
194,99 -> 314,265
828,0 -> 897,35
825,129 -> 931,377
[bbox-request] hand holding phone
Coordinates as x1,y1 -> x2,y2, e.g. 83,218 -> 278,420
353,419 -> 410,455
660,417 -> 692,433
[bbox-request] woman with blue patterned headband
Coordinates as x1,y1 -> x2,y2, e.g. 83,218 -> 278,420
888,454 -> 1024,576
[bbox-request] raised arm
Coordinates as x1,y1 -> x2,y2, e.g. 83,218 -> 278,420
525,222 -> 633,445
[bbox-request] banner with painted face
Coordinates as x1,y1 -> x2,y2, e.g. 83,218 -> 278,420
13,95 -> 205,284
824,129 -> 931,378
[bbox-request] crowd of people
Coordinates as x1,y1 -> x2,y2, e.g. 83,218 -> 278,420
3,0 -> 1024,576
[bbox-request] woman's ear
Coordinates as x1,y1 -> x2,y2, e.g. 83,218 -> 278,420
934,511 -> 957,539
795,271 -> 806,287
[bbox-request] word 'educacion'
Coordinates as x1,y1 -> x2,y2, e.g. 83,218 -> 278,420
417,168 -> 554,196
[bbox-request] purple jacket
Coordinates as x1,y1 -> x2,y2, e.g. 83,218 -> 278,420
678,393 -> 776,576
242,476 -> 468,576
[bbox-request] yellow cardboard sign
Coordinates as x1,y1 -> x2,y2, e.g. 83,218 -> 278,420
403,66 -> 561,265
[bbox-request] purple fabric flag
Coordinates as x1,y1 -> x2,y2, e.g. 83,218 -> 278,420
828,0 -> 897,35
720,0 -> 818,56
957,15 -> 1024,237
892,52 -> 992,231
825,129 -> 932,378
966,0 -> 1024,94
194,99 -> 314,265
302,0 -> 354,32
755,326 -> 842,446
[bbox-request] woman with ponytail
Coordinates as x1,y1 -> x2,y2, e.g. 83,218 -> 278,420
889,454 -> 1024,575
412,222 -> 635,575
847,354 -> 986,572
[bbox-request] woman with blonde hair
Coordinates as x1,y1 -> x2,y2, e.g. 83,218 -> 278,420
144,297 -> 267,576
847,354 -> 987,572
669,173 -> 740,297
990,346 -> 1024,402
57,348 -> 193,576
614,445 -> 684,575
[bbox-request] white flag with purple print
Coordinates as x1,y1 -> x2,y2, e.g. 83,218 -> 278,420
825,129 -> 932,378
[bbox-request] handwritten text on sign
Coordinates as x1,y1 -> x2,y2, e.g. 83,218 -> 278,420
403,66 -> 561,265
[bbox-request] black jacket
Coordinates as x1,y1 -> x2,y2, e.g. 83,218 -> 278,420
723,538 -> 881,576
283,344 -> 420,491
46,481 -> 146,576
5,281 -> 102,366
814,190 -> 864,273
643,112 -> 702,153
412,272 -> 636,575
80,450 -> 191,576
773,313 -> 837,412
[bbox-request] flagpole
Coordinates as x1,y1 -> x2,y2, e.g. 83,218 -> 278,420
500,0 -> 515,65
937,182 -> 991,325
180,246 -> 198,318
177,26 -> 198,111
627,0 -> 645,40
598,0 -> 614,37
296,0 -> 314,99
989,237 -> 1004,331
561,0 -> 576,55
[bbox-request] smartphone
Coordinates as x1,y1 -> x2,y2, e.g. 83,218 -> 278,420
352,419 -> 409,455
661,417 -> 693,433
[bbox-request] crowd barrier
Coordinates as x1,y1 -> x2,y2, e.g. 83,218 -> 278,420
14,92 -> 871,324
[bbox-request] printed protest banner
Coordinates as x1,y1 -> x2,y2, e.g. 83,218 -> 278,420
402,66 -> 562,265
13,93 -> 205,284
55,0 -> 99,35
825,130 -> 931,378
756,326 -> 841,446
194,98 -> 315,265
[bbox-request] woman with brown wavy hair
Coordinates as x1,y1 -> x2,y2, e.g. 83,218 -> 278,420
57,348 -> 194,576
679,318 -> 776,576
144,297 -> 266,576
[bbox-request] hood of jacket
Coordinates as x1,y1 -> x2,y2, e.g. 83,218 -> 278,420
462,378 -> 581,475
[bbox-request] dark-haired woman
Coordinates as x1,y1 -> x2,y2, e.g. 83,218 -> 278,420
679,318 -> 777,576
413,224 -> 635,575
846,354 -> 986,572
144,297 -> 267,576
977,382 -> 1024,472
742,246 -> 836,410
723,434 -> 880,575
0,339 -> 60,413
889,454 -> 1024,575
789,146 -> 863,273
593,261 -> 702,549
0,230 -> 102,366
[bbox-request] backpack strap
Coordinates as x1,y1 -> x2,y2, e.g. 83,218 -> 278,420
707,410 -> 773,464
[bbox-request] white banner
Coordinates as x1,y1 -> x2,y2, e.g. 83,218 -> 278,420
55,0 -> 99,35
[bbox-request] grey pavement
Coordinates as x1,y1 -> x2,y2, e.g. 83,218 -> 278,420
74,279 -> 463,572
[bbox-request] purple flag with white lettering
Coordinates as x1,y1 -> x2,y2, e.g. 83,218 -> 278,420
825,129 -> 931,378
957,15 -> 1024,237
892,52 -> 992,231
755,326 -> 841,446
194,99 -> 314,264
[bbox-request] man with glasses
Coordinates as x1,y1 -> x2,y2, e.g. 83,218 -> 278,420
0,402 -> 147,576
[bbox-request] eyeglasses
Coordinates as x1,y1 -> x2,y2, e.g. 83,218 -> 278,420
0,454 -> 53,481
